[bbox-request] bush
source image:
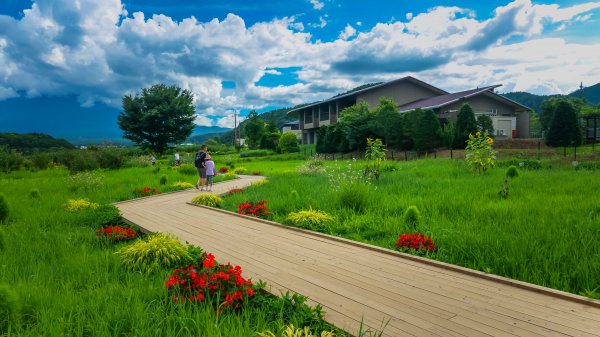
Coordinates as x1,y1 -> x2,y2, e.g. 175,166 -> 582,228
0,147 -> 24,173
132,187 -> 161,197
297,159 -> 326,175
0,194 -> 9,223
97,225 -> 139,242
395,232 -> 436,256
64,199 -> 100,212
96,149 -> 124,169
0,284 -> 20,334
77,204 -> 123,229
234,167 -> 247,174
219,167 -> 229,173
172,181 -> 195,190
30,152 -> 52,170
28,189 -> 41,200
506,165 -> 519,178
178,164 -> 197,176
159,175 -> 168,185
285,209 -> 335,233
403,206 -> 421,229
117,232 -> 191,274
338,183 -> 370,212
224,172 -> 238,179
191,193 -> 223,208
290,190 -> 299,199
258,324 -> 338,337
278,132 -> 300,153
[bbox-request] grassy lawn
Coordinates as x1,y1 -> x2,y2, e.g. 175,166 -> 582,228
0,164 -> 345,336
221,158 -> 600,297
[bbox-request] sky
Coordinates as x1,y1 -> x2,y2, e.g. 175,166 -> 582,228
0,0 -> 599,134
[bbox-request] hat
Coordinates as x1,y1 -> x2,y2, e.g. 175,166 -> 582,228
206,154 -> 212,160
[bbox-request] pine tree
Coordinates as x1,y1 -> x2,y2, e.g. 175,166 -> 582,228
546,100 -> 582,147
413,109 -> 441,151
456,103 -> 478,147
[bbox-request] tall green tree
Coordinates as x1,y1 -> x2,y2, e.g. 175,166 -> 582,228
338,101 -> 376,150
546,100 -> 582,147
401,108 -> 424,150
118,84 -> 195,154
413,109 -> 441,152
540,97 -> 585,131
477,115 -> 494,134
441,120 -> 457,150
243,110 -> 265,149
374,97 -> 404,148
456,103 -> 478,147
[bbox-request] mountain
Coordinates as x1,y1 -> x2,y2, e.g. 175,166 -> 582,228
502,82 -> 600,113
192,126 -> 231,135
0,132 -> 75,153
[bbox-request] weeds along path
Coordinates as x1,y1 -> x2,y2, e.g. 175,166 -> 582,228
115,176 -> 600,337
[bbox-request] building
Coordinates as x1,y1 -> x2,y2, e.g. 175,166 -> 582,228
280,121 -> 302,141
288,76 -> 531,144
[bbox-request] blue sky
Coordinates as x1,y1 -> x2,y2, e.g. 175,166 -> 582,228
0,0 -> 599,136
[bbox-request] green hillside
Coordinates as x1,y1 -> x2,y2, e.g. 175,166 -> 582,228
0,132 -> 75,153
502,82 -> 600,113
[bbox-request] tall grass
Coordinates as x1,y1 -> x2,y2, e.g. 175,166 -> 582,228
222,159 -> 600,296
0,165 -> 350,336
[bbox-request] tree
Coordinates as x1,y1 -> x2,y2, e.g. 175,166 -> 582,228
401,108 -> 424,150
338,102 -> 377,150
374,97 -> 404,148
260,132 -> 280,150
546,100 -> 582,147
118,84 -> 196,155
540,97 -> 585,131
456,103 -> 478,147
477,115 -> 494,135
278,132 -> 299,153
413,109 -> 441,152
243,110 -> 265,149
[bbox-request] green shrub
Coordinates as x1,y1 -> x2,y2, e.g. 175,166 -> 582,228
152,166 -> 161,174
77,204 -> 122,228
575,161 -> 600,171
338,183 -> 370,212
224,172 -> 238,179
0,194 -> 9,223
30,152 -> 52,170
278,132 -> 300,153
0,284 -> 20,334
191,193 -> 223,208
159,175 -> 168,185
297,159 -> 326,175
0,228 -> 5,252
66,171 -> 104,191
0,147 -> 24,173
28,189 -> 41,200
506,165 -> 519,178
290,190 -> 300,199
403,206 -> 421,229
96,149 -> 124,169
178,164 -> 197,176
117,232 -> 191,274
285,209 -> 335,233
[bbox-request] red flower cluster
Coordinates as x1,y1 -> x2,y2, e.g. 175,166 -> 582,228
251,171 -> 262,176
165,252 -> 255,310
132,187 -> 162,197
228,188 -> 245,195
237,200 -> 269,219
96,226 -> 137,241
219,167 -> 229,173
395,232 -> 436,253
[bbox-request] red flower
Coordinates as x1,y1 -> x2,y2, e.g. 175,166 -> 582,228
219,167 -> 229,173
237,200 -> 270,219
96,226 -> 137,241
395,232 -> 436,253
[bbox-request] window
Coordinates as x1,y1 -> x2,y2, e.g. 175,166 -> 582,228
320,108 -> 330,121
291,124 -> 299,130
304,110 -> 313,123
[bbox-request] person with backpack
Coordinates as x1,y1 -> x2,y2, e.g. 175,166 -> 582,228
194,144 -> 208,190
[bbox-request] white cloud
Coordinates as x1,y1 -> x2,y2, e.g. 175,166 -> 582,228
0,0 -> 599,122
405,13 -> 413,20
356,21 -> 362,26
339,24 -> 356,40
194,114 -> 213,127
216,114 -> 245,128
308,0 -> 324,10
309,16 -> 327,28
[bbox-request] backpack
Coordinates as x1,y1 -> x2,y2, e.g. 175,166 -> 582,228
194,151 -> 206,168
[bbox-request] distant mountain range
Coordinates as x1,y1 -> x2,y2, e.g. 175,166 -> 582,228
502,82 -> 600,113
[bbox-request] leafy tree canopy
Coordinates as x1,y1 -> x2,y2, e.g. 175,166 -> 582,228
118,84 -> 196,155
546,99 -> 582,147
243,110 -> 266,149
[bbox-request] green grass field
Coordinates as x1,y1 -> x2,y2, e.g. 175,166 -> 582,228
222,158 -> 600,297
0,163 -> 348,336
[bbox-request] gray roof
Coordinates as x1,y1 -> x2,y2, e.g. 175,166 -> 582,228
398,85 -> 531,112
287,76 -> 448,115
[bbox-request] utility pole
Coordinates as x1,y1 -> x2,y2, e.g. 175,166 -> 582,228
233,109 -> 237,147
580,82 -> 584,100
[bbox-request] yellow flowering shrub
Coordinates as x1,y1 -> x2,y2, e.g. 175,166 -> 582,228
172,181 -> 195,190
64,199 -> 99,212
191,193 -> 223,208
465,131 -> 496,173
258,324 -> 337,337
233,167 -> 247,174
285,208 -> 335,233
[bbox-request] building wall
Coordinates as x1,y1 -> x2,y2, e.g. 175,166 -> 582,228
356,81 -> 440,108
516,111 -> 530,139
445,94 -> 515,116
282,126 -> 302,140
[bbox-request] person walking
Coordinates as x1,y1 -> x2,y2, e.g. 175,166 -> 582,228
150,155 -> 156,166
194,145 -> 208,190
204,154 -> 216,191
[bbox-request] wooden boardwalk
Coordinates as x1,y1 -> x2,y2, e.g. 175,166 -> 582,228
115,176 -> 600,337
